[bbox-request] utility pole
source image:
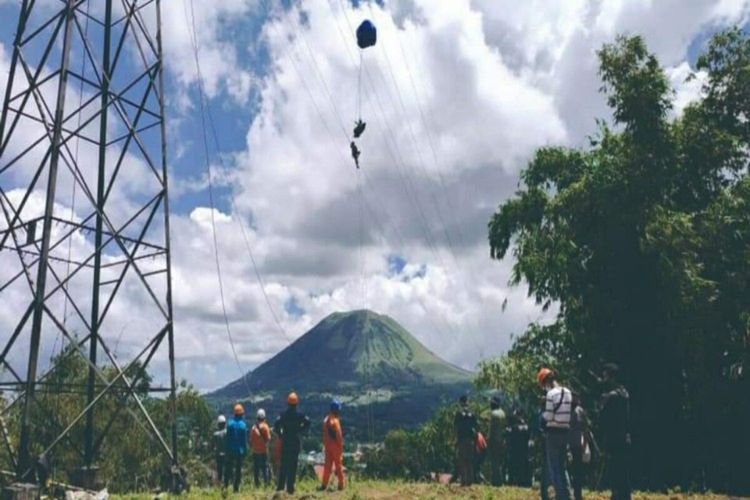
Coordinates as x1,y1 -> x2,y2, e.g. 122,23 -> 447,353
0,0 -> 180,491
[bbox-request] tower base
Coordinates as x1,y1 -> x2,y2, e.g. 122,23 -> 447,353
2,483 -> 39,500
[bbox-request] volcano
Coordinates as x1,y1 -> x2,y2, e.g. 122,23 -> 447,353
206,310 -> 472,440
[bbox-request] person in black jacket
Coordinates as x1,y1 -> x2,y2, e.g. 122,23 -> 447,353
274,392 -> 311,494
506,409 -> 531,487
600,363 -> 631,500
453,395 -> 478,486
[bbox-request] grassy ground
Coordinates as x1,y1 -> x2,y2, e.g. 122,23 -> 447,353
112,479 -> 739,500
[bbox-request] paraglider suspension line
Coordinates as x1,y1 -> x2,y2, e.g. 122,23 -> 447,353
358,50 -> 363,121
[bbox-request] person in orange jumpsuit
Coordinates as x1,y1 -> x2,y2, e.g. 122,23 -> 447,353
320,399 -> 345,491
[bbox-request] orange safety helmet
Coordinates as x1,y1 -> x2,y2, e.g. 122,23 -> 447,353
287,392 -> 299,405
537,368 -> 554,385
233,403 -> 245,416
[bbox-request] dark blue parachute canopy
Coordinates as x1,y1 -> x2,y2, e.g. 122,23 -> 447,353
356,20 -> 377,49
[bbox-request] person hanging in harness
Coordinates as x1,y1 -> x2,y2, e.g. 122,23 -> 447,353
319,400 -> 345,491
350,121 -> 365,169
454,394 -> 479,486
213,415 -> 228,485
350,141 -> 361,169
224,404 -> 249,493
353,120 -> 366,138
250,408 -> 271,488
274,392 -> 311,495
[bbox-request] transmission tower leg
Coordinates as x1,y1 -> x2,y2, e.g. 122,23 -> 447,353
81,1 -> 113,487
16,0 -> 76,482
155,1 -> 184,491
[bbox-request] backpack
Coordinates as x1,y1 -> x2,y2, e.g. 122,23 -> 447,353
475,432 -> 488,453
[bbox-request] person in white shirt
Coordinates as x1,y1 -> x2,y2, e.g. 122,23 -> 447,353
538,368 -> 572,500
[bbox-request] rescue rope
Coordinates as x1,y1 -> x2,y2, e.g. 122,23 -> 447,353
367,3 -> 488,351
59,0 -> 91,338
187,1 -> 333,392
185,0 -> 252,397
357,50 -> 363,122
320,0 -> 463,340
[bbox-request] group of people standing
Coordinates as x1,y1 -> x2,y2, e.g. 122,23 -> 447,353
453,363 -> 631,500
212,392 -> 346,495
453,395 -> 531,487
537,364 -> 632,500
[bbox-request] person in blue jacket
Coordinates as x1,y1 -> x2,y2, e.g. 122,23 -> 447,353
224,403 -> 249,493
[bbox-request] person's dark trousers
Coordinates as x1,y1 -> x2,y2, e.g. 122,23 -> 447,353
509,457 -> 531,487
521,457 -> 532,487
508,451 -> 531,487
456,438 -> 475,486
253,453 -> 269,487
277,442 -> 300,494
224,452 -> 244,492
540,440 -> 551,500
215,454 -> 226,484
608,445 -> 631,500
545,430 -> 571,500
569,444 -> 584,500
488,442 -> 504,486
474,451 -> 487,483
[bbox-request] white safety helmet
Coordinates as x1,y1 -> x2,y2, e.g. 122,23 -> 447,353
256,409 -> 266,420
217,414 -> 226,424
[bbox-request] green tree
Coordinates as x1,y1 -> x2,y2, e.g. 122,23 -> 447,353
364,400 -> 490,480
487,30 -> 749,493
475,323 -> 577,416
1,345 -> 215,493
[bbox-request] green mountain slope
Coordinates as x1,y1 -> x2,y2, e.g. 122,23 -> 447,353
211,310 -> 471,396
206,310 -> 472,440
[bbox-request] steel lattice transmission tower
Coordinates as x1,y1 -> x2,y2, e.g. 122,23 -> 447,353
0,0 -> 180,488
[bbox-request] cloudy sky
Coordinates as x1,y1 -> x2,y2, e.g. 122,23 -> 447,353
1,0 -> 749,392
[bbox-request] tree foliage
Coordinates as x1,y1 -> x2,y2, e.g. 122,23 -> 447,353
475,323 -> 577,416
486,29 -> 750,493
364,401 -> 488,480
0,345 -> 215,493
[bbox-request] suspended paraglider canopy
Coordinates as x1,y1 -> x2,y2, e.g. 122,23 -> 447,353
351,20 -> 377,169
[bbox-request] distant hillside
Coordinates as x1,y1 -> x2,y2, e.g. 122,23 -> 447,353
206,310 -> 472,440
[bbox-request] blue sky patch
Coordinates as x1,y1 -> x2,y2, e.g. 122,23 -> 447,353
284,295 -> 305,318
387,254 -> 406,276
